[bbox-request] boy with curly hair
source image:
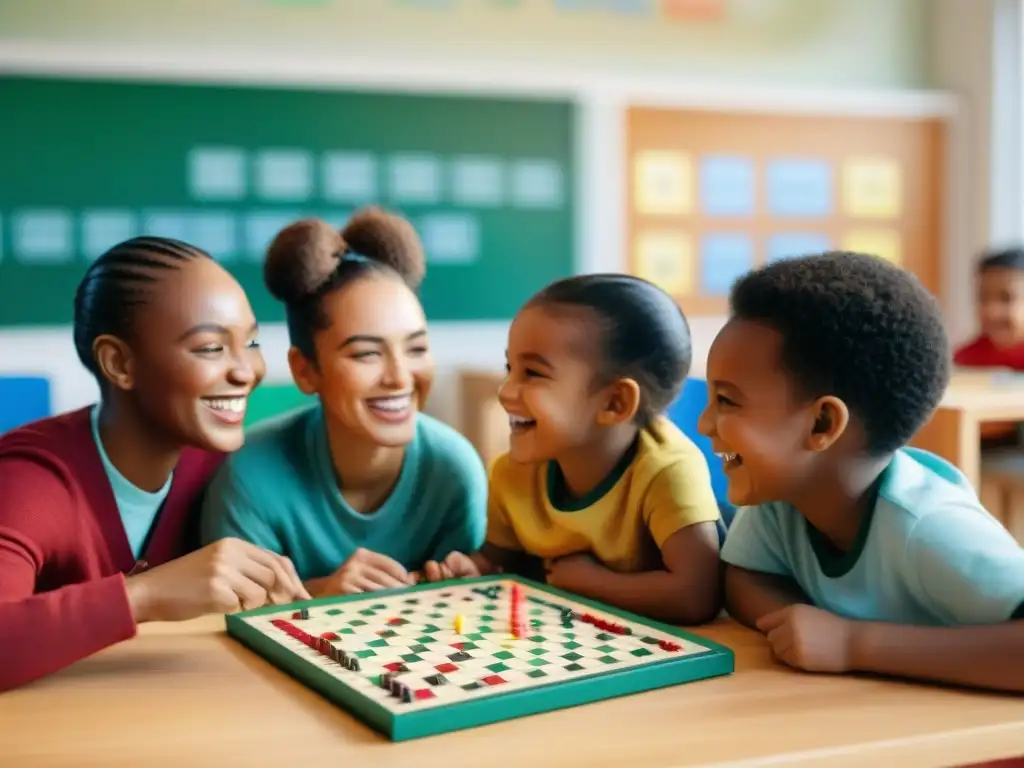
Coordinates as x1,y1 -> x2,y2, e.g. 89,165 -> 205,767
702,251 -> 1024,693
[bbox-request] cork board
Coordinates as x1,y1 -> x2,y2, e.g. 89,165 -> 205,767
625,107 -> 947,315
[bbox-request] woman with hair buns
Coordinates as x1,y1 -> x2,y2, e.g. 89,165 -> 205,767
201,208 -> 488,596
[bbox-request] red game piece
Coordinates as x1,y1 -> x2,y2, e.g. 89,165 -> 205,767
320,632 -> 339,641
658,640 -> 682,652
509,583 -> 525,637
414,689 -> 436,701
481,674 -> 507,686
435,662 -> 459,673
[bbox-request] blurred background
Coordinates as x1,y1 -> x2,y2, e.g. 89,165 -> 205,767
0,0 -> 1014,474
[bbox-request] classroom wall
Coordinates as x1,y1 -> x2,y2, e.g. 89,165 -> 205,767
0,0 -> 952,429
0,0 -> 933,89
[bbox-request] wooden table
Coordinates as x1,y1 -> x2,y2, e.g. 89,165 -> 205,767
2,617 -> 1022,767
912,372 -> 1024,490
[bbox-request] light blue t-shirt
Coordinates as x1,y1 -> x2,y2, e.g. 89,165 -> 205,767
199,404 -> 488,581
90,405 -> 171,558
721,447 -> 1024,626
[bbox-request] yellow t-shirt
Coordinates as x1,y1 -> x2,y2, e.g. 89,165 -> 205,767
485,418 -> 721,573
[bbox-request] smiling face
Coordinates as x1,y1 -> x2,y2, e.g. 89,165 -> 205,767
291,273 -> 433,448
498,304 -> 618,464
977,267 -> 1024,348
698,318 -> 831,507
111,256 -> 266,453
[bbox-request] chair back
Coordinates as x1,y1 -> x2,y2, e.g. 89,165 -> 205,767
0,376 -> 52,435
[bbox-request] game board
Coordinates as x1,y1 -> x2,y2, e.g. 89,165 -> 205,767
226,575 -> 734,741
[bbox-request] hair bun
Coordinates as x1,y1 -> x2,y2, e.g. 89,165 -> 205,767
342,206 -> 426,289
263,218 -> 344,304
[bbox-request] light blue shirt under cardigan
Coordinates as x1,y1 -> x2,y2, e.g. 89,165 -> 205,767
199,403 -> 488,581
90,405 -> 170,558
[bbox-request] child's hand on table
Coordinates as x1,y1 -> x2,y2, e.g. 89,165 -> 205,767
422,551 -> 481,582
309,548 -> 416,597
124,537 -> 310,622
545,552 -> 602,591
756,604 -> 857,673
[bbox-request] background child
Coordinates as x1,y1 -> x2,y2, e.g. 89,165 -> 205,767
705,251 -> 1024,693
201,208 -> 487,596
0,236 -> 308,691
954,246 -> 1024,370
434,274 -> 723,625
954,247 -> 1024,446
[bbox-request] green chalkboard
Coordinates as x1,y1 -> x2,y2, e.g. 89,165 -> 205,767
0,76 -> 575,326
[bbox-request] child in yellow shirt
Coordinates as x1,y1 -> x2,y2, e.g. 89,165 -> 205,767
429,274 -> 723,625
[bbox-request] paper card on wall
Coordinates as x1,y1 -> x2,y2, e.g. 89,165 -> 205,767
700,155 -> 755,217
661,0 -> 724,21
842,157 -> 902,218
842,228 -> 902,266
634,151 -> 692,215
767,232 -> 832,262
766,158 -> 832,218
609,0 -> 655,15
700,233 -> 754,296
13,209 -> 72,263
82,210 -> 136,261
635,231 -> 692,295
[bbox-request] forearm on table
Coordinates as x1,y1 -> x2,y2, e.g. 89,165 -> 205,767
724,565 -> 809,629
0,575 -> 137,691
849,620 -> 1024,693
571,566 -> 720,625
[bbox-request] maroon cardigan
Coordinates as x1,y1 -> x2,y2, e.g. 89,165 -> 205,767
0,407 -> 223,690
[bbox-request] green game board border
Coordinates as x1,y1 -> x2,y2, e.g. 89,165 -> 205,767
225,575 -> 734,741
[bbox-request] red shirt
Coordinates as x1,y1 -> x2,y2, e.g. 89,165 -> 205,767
954,335 -> 1024,370
0,407 -> 223,690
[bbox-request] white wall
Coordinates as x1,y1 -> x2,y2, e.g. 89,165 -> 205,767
927,0 -> 1022,346
0,0 -> 970,429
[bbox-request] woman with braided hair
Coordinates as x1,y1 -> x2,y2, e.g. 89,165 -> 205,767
0,236 -> 308,691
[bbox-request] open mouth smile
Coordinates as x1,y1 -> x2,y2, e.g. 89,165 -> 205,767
202,396 -> 247,425
508,414 -> 536,433
367,393 -> 414,423
716,451 -> 743,470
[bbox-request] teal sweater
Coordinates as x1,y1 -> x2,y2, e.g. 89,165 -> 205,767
200,404 -> 488,581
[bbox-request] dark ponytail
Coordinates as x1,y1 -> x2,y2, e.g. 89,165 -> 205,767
529,274 -> 692,427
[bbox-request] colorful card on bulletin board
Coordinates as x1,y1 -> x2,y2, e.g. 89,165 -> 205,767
767,233 -> 832,262
766,158 -> 832,218
700,233 -> 753,295
843,229 -> 902,266
842,157 -> 902,218
700,155 -> 755,217
634,151 -> 691,215
635,230 -> 692,294
662,0 -> 724,21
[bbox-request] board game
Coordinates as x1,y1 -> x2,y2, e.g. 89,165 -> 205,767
226,575 -> 734,741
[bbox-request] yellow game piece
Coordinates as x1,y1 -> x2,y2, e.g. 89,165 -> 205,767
454,614 -> 464,634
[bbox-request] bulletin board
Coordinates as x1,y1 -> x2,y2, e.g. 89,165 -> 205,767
625,107 -> 947,315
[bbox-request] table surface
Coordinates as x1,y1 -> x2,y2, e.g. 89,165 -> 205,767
2,616 -> 1022,768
